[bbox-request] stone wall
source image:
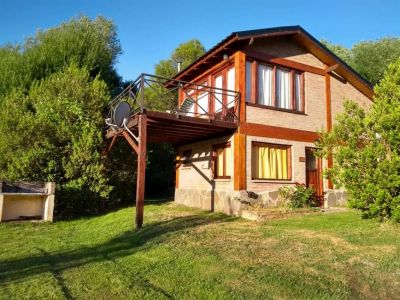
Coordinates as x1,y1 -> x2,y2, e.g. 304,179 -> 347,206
175,187 -> 289,216
324,189 -> 348,208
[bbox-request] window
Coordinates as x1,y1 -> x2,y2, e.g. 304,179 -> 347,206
258,64 -> 273,106
252,142 -> 291,180
213,66 -> 235,114
245,60 -> 304,112
213,143 -> 232,179
197,81 -> 209,117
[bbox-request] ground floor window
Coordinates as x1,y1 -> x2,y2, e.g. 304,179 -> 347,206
213,142 -> 232,179
252,142 -> 291,180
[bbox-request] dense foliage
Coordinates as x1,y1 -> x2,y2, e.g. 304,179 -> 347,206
317,58 -> 400,222
278,184 -> 316,209
322,38 -> 400,86
0,16 -> 125,217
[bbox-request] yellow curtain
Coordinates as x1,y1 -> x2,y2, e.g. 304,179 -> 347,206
225,147 -> 232,176
217,148 -> 224,177
254,145 -> 289,179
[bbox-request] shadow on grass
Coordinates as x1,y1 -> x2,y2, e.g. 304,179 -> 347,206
0,212 -> 234,298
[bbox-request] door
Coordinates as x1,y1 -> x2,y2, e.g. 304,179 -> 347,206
305,148 -> 323,206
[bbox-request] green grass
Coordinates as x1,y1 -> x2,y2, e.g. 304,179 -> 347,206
0,200 -> 399,299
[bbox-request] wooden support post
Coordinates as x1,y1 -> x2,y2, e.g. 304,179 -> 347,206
234,132 -> 246,191
233,50 -> 247,191
234,51 -> 246,123
325,72 -> 333,189
135,114 -> 147,229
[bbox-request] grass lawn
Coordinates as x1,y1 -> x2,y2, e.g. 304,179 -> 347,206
0,200 -> 399,299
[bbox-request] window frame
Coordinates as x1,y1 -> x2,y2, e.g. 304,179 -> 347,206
245,59 -> 305,113
251,141 -> 292,181
212,142 -> 232,179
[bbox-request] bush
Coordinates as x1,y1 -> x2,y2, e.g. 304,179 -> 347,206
278,184 -> 317,209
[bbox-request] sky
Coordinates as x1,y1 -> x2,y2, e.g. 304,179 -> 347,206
1,0 -> 400,81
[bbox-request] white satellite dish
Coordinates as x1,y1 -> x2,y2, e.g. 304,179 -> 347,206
113,101 -> 132,128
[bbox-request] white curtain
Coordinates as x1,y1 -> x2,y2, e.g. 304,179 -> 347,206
214,75 -> 223,113
246,61 -> 252,102
276,68 -> 291,109
227,67 -> 235,108
294,72 -> 301,111
258,64 -> 273,106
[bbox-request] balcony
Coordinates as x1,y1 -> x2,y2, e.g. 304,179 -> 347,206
105,73 -> 241,145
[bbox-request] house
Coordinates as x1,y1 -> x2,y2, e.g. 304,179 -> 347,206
106,26 -> 373,228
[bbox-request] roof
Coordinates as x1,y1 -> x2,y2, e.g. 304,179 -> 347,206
173,26 -> 373,99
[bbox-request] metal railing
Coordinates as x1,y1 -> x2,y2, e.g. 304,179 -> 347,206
108,73 -> 241,124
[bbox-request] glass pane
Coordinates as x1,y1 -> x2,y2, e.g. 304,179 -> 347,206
246,61 -> 252,102
295,72 -> 301,111
276,68 -> 291,109
214,75 -> 223,113
227,67 -> 235,108
258,64 -> 273,106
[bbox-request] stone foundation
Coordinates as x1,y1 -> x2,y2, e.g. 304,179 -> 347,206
324,189 -> 348,208
175,188 -> 286,216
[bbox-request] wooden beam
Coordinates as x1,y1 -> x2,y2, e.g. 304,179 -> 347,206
122,131 -> 139,154
244,48 -> 326,76
325,64 -> 339,73
135,114 -> 147,229
234,51 -> 246,123
233,132 -> 246,191
325,73 -> 334,189
241,122 -> 319,143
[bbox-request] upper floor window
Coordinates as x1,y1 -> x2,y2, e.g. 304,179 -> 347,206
246,60 -> 304,112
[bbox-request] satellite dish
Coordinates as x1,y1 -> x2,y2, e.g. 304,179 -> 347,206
113,101 -> 132,128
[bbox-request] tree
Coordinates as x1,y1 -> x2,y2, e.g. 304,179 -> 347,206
0,16 -> 122,99
321,37 -> 400,86
320,40 -> 353,65
352,38 -> 400,86
0,64 -> 112,217
155,39 -> 205,78
0,16 -> 125,218
317,58 -> 400,222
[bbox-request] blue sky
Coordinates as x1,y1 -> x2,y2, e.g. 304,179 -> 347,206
1,0 -> 399,81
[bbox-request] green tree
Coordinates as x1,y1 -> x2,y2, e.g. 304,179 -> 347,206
0,64 -> 112,217
352,38 -> 400,86
320,39 -> 353,65
0,15 -> 121,99
317,58 -> 400,222
321,37 -> 400,86
155,39 -> 205,78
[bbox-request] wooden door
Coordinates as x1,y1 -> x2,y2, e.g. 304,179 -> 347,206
305,148 -> 323,206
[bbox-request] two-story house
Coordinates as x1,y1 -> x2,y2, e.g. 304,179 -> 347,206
106,26 -> 373,228
172,26 -> 373,213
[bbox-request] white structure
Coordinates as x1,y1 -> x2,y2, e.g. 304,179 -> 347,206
0,182 -> 55,222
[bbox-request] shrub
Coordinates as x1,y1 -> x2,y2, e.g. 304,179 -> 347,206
317,57 -> 400,222
278,184 -> 317,209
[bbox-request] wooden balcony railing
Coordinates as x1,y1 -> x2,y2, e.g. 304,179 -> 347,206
107,73 -> 241,125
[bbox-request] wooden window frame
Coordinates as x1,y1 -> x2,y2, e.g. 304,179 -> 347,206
213,142 -> 231,179
245,59 -> 305,113
251,141 -> 292,181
